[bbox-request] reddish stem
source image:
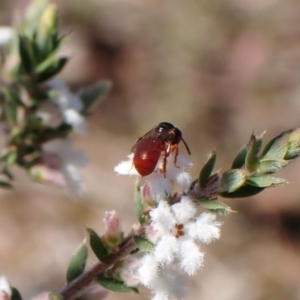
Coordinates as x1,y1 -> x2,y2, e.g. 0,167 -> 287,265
60,234 -> 137,300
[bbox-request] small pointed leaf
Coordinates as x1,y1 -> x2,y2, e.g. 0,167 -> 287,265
246,176 -> 287,188
257,159 -> 288,174
0,181 -> 13,189
66,240 -> 88,283
285,128 -> 300,160
221,169 -> 246,193
198,200 -> 234,214
245,134 -> 259,172
96,277 -> 138,293
134,236 -> 154,252
80,81 -> 112,115
231,145 -> 247,169
199,151 -> 216,188
262,131 -> 289,160
36,57 -> 68,82
87,228 -> 108,262
221,184 -> 264,198
11,287 -> 22,300
18,35 -> 34,74
2,149 -> 18,167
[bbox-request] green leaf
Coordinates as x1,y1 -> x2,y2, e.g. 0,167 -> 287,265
48,292 -> 64,300
257,159 -> 288,174
221,184 -> 264,198
221,169 -> 246,193
80,81 -> 112,115
0,181 -> 13,189
231,145 -> 247,169
4,102 -> 18,124
36,57 -> 68,82
18,35 -> 34,74
96,277 -> 138,293
198,200 -> 234,214
245,134 -> 259,172
246,176 -> 287,188
2,149 -> 18,167
285,128 -> 300,160
11,287 -> 22,300
134,236 -> 154,252
134,180 -> 147,224
66,240 -> 88,283
262,131 -> 289,160
199,151 -> 216,188
87,228 -> 108,262
2,169 -> 14,180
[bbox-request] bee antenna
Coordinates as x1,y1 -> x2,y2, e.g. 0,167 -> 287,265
181,138 -> 191,155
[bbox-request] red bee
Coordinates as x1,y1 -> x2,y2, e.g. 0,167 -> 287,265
131,122 -> 191,177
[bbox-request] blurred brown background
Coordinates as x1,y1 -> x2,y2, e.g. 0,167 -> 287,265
1,0 -> 300,299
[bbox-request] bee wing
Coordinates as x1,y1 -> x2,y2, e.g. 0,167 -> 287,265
131,126 -> 158,153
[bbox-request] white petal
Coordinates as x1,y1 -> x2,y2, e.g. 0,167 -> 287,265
0,27 -> 14,45
114,154 -> 139,176
138,254 -> 158,287
178,240 -> 204,275
150,201 -> 176,234
150,267 -> 186,300
0,276 -> 11,296
154,236 -> 178,265
187,213 -> 222,243
64,109 -> 88,135
171,196 -> 196,224
63,164 -> 85,196
141,173 -> 172,201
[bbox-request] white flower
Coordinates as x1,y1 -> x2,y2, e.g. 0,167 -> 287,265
31,139 -> 88,195
0,27 -> 14,46
0,276 -> 11,300
36,100 -> 64,128
147,198 -> 203,275
114,154 -> 139,176
136,197 -> 222,299
47,78 -> 87,134
138,257 -> 186,300
115,152 -> 192,201
118,255 -> 142,287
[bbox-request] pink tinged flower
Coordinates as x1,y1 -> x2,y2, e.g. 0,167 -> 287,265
0,276 -> 11,300
36,100 -> 64,128
48,78 -> 87,135
33,139 -> 88,195
102,211 -> 123,249
118,255 -> 142,287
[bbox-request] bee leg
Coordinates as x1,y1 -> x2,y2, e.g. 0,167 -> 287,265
163,143 -> 172,177
173,145 -> 180,168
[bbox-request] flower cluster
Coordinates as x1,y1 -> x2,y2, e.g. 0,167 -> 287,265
115,152 -> 222,299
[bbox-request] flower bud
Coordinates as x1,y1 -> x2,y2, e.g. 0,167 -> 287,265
102,211 -> 123,250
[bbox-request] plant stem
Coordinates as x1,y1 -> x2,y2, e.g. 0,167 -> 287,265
60,234 -> 137,300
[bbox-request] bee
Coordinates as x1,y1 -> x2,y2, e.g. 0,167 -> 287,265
131,122 -> 190,177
